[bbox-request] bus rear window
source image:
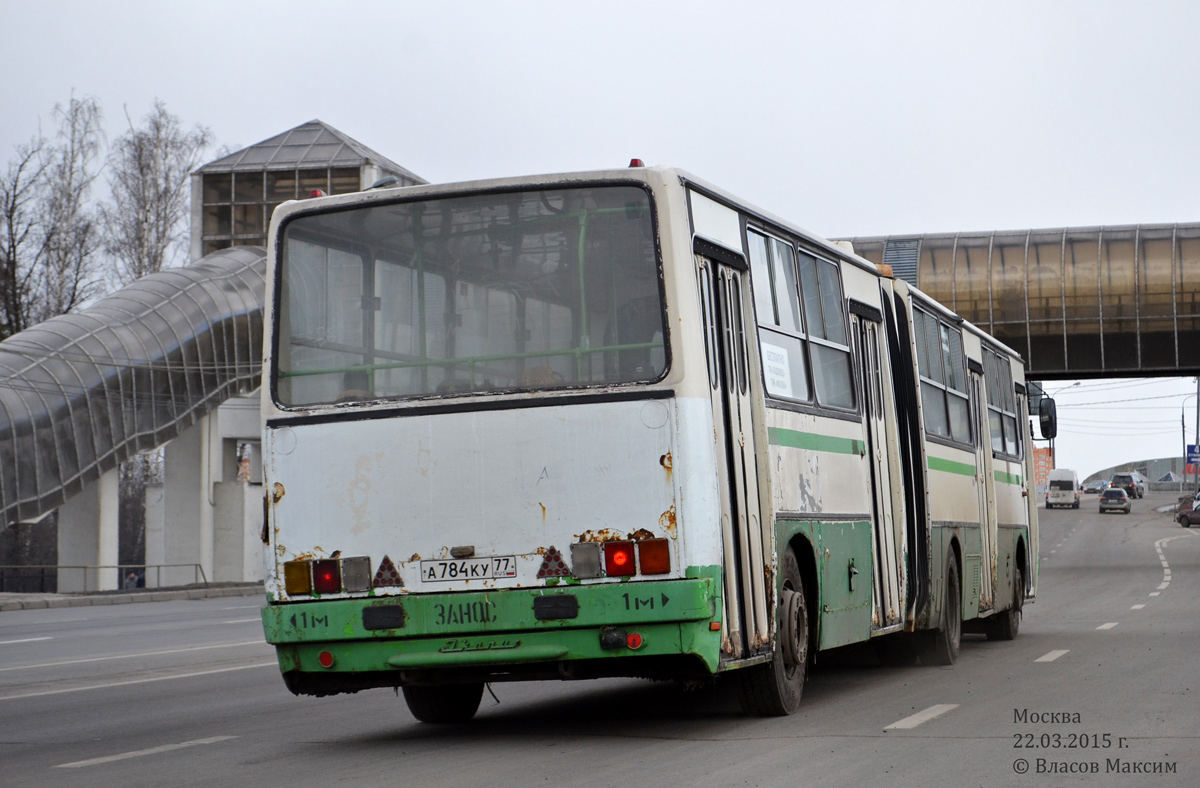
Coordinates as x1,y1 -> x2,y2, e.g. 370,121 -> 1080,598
275,186 -> 665,406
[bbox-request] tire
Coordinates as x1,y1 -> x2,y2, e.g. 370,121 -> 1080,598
1180,515 -> 1192,528
402,682 -> 484,723
736,547 -> 809,716
919,558 -> 961,666
987,566 -> 1022,641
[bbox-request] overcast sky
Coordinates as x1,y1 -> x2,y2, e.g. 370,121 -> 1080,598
4,0 -> 1199,480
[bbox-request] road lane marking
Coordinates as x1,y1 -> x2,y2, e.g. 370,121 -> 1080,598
0,636 -> 53,645
1096,622 -> 1119,630
1131,604 -> 1146,610
0,640 -> 266,673
222,618 -> 262,624
221,605 -> 261,610
884,704 -> 959,730
1156,582 -> 1170,590
1149,592 -> 1161,597
54,736 -> 237,769
1035,649 -> 1069,662
0,662 -> 277,701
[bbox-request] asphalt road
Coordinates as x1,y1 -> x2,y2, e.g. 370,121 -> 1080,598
2,493 -> 1197,788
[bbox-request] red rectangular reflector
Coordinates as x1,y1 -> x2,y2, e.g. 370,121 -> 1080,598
604,541 -> 636,576
312,559 -> 341,594
637,539 -> 670,574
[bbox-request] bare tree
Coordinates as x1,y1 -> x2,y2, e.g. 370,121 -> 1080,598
104,101 -> 212,284
0,133 -> 47,339
34,96 -> 105,323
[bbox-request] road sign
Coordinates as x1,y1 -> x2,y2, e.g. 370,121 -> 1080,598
1189,445 -> 1200,463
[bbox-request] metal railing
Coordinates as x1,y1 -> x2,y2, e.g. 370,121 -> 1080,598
0,563 -> 208,594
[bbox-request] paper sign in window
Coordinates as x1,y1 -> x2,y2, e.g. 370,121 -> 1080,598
761,341 -> 793,398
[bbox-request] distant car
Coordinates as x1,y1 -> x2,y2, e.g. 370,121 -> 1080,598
1099,488 -> 1131,514
1110,472 -> 1146,499
1083,479 -> 1108,494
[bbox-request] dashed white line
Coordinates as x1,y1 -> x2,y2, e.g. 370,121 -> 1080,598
1035,650 -> 1069,662
0,640 -> 266,673
1131,604 -> 1146,610
1149,592 -> 1161,597
884,704 -> 959,730
1156,582 -> 1170,590
1096,622 -> 1119,630
54,736 -> 237,769
0,662 -> 276,701
0,636 -> 53,645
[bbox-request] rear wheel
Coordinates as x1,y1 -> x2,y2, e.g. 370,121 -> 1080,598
919,558 -> 961,666
987,566 -> 1023,641
402,682 -> 484,723
1180,515 -> 1192,528
736,547 -> 808,716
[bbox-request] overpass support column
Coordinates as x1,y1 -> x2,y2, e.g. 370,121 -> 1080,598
160,414 -> 213,587
56,468 -> 119,592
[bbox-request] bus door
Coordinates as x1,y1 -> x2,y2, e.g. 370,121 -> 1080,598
696,255 -> 770,659
970,372 -> 997,609
854,314 -> 903,629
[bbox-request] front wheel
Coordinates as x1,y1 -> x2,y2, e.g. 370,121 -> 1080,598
736,547 -> 809,716
919,558 -> 961,666
402,683 -> 484,723
1180,515 -> 1192,528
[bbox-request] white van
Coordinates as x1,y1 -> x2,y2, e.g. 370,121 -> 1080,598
1047,468 -> 1080,509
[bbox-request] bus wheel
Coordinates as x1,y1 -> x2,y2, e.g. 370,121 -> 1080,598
987,566 -> 1022,641
402,682 -> 484,723
919,558 -> 961,666
736,547 -> 808,716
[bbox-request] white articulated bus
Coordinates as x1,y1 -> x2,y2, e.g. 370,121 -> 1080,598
259,165 -> 1053,720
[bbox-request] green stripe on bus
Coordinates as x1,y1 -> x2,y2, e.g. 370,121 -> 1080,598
767,427 -> 864,456
927,456 -> 976,476
994,470 -> 1023,486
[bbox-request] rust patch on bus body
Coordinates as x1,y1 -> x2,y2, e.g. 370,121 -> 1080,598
575,528 -> 624,543
409,553 -> 421,563
272,482 -> 285,503
539,502 -> 546,520
658,505 -> 677,538
629,528 -> 655,542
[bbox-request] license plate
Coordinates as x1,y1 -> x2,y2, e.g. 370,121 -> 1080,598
420,556 -> 517,582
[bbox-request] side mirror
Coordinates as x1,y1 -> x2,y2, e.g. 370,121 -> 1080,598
1039,398 -> 1058,440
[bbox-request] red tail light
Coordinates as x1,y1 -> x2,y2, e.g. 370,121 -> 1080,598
604,542 -> 636,576
312,559 -> 341,593
637,539 -> 670,574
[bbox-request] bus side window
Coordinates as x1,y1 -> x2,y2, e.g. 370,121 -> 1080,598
797,253 -> 855,409
748,229 -> 810,402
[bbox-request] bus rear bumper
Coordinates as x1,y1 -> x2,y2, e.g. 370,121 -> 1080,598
261,575 -> 723,694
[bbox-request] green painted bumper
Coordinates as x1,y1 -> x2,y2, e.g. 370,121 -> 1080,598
261,574 -> 723,676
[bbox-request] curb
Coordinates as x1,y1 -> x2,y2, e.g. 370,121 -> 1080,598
0,584 -> 263,612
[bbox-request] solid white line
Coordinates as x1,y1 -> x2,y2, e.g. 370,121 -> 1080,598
1035,649 -> 1069,662
884,704 -> 959,730
222,618 -> 261,624
1131,604 -> 1146,610
0,636 -> 53,645
0,662 -> 277,701
0,640 -> 266,673
1096,622 -> 1119,630
221,605 -> 261,610
54,736 -> 237,769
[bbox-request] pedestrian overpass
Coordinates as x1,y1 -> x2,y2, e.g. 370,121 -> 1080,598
842,222 -> 1200,379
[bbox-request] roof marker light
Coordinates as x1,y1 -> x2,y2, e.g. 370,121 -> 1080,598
628,158 -> 645,168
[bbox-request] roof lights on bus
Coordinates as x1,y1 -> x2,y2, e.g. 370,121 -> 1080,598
629,158 -> 645,168
637,539 -> 670,574
283,560 -> 312,595
308,189 -> 326,198
313,559 -> 341,594
604,541 -> 636,576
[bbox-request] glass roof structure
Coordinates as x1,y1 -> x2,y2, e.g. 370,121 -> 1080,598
196,119 -> 425,182
0,247 -> 265,525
